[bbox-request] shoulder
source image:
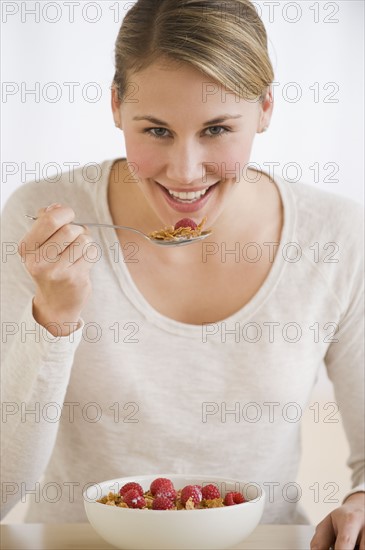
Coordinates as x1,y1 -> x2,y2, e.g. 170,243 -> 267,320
3,159 -> 114,211
278,176 -> 364,311
1,158 -> 115,242
282,178 -> 363,244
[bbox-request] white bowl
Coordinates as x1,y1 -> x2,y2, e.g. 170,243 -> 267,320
83,474 -> 265,550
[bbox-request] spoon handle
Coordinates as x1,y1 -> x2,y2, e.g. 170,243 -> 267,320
25,215 -> 147,238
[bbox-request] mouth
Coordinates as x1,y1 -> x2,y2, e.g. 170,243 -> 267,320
155,181 -> 220,212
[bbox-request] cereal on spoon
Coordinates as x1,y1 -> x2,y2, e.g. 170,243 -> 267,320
148,217 -> 210,241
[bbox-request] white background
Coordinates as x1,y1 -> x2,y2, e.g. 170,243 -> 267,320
1,0 -> 364,526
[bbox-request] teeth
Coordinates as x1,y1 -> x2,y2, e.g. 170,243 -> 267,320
168,188 -> 208,201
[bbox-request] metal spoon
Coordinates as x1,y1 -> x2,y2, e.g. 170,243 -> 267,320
25,215 -> 212,247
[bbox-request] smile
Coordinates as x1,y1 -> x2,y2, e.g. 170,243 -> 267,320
154,180 -> 220,213
167,188 -> 209,202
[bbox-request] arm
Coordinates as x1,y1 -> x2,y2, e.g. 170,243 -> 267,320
310,236 -> 364,550
0,191 -> 90,518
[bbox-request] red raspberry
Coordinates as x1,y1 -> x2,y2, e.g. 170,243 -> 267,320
224,492 -> 245,506
152,496 -> 175,510
201,484 -> 221,500
174,218 -> 197,231
180,485 -> 202,506
150,478 -> 174,496
155,486 -> 177,501
123,489 -> 146,509
119,482 -> 143,497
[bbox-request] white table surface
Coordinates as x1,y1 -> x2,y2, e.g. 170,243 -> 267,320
0,523 -> 315,549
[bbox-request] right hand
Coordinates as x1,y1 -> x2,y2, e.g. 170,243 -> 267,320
19,204 -> 95,336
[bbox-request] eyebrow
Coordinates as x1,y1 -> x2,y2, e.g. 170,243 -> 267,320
132,114 -> 243,126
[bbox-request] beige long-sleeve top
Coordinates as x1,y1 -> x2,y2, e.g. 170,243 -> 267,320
1,158 -> 364,524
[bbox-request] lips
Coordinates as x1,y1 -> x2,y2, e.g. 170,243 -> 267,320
155,181 -> 219,213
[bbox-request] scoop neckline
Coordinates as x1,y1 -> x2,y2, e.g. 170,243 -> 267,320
96,157 -> 296,337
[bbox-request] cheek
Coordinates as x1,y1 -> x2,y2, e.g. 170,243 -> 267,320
216,139 -> 254,178
123,133 -> 160,180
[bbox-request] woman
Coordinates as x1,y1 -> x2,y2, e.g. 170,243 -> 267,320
1,0 -> 364,547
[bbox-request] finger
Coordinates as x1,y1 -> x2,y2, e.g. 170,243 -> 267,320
311,515 -> 336,550
335,529 -> 361,549
38,233 -> 95,277
20,205 -> 76,254
38,224 -> 87,264
23,226 -> 87,277
359,527 -> 365,550
335,510 -> 364,550
331,518 -> 363,550
65,233 -> 97,269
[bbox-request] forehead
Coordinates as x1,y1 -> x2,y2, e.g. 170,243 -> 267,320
123,61 -> 256,116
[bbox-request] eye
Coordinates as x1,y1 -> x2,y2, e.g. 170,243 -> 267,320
145,127 -> 169,139
205,126 -> 230,138
143,125 -> 231,140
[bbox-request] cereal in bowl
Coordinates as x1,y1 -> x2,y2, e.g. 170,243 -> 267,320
97,478 -> 245,510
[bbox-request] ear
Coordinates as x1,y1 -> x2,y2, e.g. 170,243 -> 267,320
257,85 -> 274,133
111,84 -> 122,129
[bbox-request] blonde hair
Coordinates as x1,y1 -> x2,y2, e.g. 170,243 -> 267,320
113,0 -> 274,102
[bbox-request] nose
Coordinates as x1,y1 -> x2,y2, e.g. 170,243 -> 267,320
165,140 -> 204,186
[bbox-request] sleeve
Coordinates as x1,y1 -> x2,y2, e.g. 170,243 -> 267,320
324,216 -> 365,503
0,185 -> 84,518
